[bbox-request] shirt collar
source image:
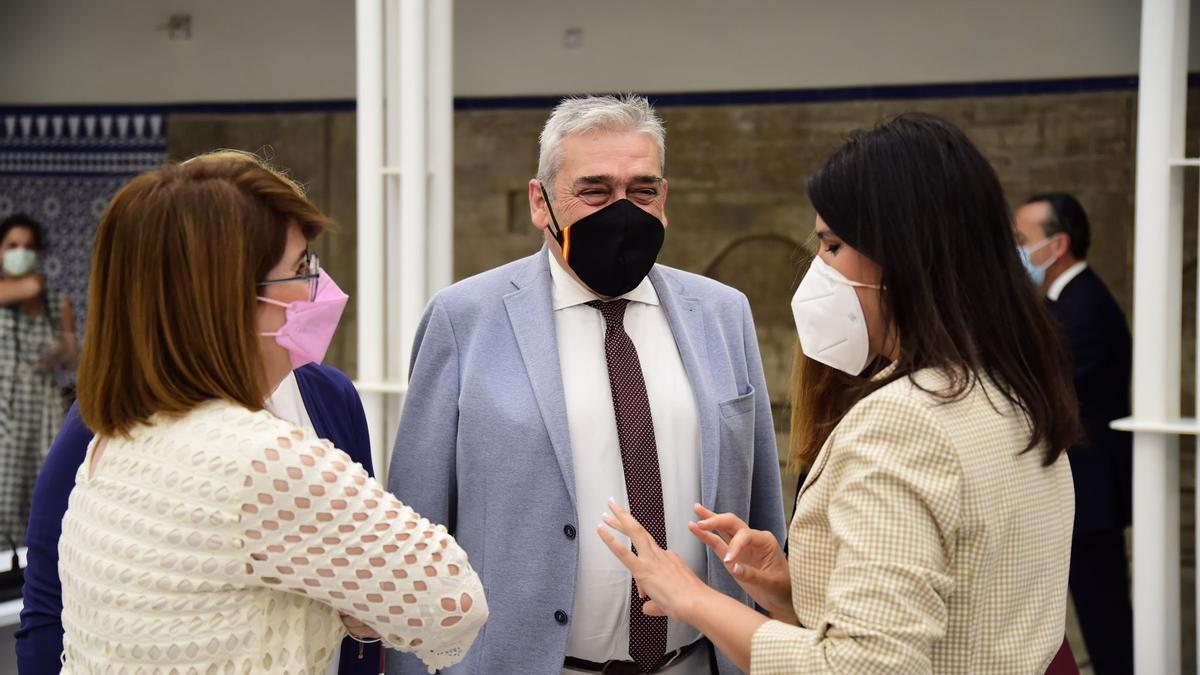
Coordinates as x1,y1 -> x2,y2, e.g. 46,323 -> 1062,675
1047,261 -> 1088,301
547,248 -> 659,311
263,370 -> 299,416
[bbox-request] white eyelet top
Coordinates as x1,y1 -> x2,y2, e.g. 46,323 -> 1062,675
58,400 -> 487,674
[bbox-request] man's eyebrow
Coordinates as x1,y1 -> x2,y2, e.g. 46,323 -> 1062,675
575,175 -> 615,186
572,175 -> 664,187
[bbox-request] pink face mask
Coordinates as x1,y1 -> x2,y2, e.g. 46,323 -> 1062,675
257,269 -> 349,369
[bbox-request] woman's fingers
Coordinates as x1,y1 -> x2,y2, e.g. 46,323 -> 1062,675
607,498 -> 658,554
692,507 -> 749,543
600,511 -> 628,537
724,527 -> 758,565
687,521 -> 729,559
730,561 -> 762,584
597,523 -> 641,571
641,599 -> 667,617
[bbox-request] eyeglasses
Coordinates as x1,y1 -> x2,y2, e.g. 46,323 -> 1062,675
257,251 -> 320,301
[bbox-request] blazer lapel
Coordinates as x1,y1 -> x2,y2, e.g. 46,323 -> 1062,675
503,251 -> 578,508
650,266 -> 720,508
796,438 -> 834,502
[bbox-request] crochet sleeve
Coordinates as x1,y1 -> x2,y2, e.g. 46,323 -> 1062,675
240,426 -> 487,672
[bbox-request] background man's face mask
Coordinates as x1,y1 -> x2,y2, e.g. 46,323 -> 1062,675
1019,235 -> 1059,287
791,255 -> 881,376
539,182 -> 665,297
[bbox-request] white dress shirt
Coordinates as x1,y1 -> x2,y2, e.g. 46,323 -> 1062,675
266,373 -> 344,675
1047,261 -> 1088,301
549,251 -> 708,674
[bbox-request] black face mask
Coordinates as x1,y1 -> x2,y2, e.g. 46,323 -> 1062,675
540,183 -> 665,297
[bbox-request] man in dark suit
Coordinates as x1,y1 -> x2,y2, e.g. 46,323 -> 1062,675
1014,192 -> 1133,675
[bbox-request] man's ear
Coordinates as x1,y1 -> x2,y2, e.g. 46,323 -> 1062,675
528,179 -> 549,232
659,178 -> 669,229
1055,232 -> 1073,259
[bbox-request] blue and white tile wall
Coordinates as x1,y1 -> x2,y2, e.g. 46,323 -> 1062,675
0,108 -> 168,344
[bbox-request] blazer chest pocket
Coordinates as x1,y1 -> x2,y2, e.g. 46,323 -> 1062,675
718,384 -> 756,420
717,385 -> 755,476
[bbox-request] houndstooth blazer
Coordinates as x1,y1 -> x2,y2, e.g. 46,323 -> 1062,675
752,368 -> 1074,674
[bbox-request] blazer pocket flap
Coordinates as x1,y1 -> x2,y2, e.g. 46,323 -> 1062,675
718,384 -> 756,419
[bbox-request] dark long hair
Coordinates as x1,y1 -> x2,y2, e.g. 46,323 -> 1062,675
790,113 -> 1079,468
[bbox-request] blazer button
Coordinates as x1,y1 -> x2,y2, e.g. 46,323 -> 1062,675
564,524 -> 577,539
555,610 -> 569,624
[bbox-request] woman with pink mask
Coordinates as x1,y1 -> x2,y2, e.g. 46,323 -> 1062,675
47,151 -> 487,674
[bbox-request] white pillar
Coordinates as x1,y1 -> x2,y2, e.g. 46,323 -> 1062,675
428,0 -> 454,293
355,0 -> 387,479
356,0 -> 454,473
1130,0 -> 1188,672
397,0 -> 429,381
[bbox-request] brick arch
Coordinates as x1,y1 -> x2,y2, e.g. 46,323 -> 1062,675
703,233 -> 809,409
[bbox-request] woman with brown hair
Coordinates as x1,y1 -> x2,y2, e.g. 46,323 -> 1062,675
56,151 -> 487,673
596,114 -> 1079,673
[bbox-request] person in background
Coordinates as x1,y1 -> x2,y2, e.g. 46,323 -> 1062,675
596,113 -> 1080,673
1014,192 -> 1133,675
52,150 -> 486,673
0,213 -> 76,546
388,94 -> 784,675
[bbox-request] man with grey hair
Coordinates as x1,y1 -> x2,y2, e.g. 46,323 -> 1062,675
388,94 -> 784,675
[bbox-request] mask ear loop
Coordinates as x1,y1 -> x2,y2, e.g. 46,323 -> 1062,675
810,255 -> 884,290
256,295 -> 289,337
256,296 -> 290,308
538,182 -> 569,257
1025,233 -> 1062,271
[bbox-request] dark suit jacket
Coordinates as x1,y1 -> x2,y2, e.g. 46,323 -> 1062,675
1047,267 -> 1133,534
15,363 -> 381,675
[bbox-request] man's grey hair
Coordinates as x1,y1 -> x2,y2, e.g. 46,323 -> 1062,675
536,94 -> 666,197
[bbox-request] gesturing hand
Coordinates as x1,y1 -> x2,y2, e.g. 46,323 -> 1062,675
688,504 -> 796,623
597,498 -> 715,624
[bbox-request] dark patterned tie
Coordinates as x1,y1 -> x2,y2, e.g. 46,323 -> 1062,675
587,299 -> 668,672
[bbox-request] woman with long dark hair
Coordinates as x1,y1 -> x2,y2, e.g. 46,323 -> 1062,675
597,113 -> 1079,673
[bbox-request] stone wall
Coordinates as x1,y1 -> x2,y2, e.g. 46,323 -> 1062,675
166,88 -> 1144,498
451,91 -> 1142,512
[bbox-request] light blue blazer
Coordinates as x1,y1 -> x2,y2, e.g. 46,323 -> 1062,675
387,249 -> 785,675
